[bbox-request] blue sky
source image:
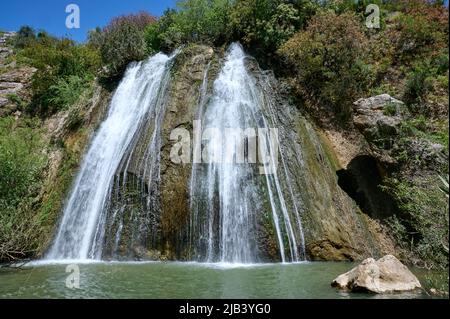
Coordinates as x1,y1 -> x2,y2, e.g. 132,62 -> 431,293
0,0 -> 177,42
1,1 -> 448,43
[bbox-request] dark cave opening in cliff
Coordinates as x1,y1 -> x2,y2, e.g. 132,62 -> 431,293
336,155 -> 397,220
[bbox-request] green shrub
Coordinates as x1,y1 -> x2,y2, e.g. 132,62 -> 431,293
435,49 -> 450,74
394,8 -> 448,60
6,93 -> 25,109
13,26 -> 36,49
382,177 -> 449,269
48,75 -> 93,109
87,27 -> 103,50
383,102 -> 399,116
101,23 -> 146,76
405,62 -> 435,104
144,0 -> 314,54
146,0 -> 234,53
144,9 -> 179,53
95,12 -> 156,77
144,23 -> 161,54
404,52 -> 449,109
0,118 -> 45,216
278,10 -> 374,118
393,117 -> 448,169
177,0 -> 233,44
230,0 -> 316,53
438,175 -> 449,198
17,37 -> 100,115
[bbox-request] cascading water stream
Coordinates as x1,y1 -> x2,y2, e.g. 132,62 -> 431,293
189,43 -> 305,263
45,43 -> 304,264
47,53 -> 175,261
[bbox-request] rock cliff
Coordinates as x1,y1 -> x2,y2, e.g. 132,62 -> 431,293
102,45 -> 396,261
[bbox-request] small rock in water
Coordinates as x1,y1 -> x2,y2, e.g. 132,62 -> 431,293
331,255 -> 422,293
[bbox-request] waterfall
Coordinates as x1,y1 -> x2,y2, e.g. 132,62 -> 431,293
189,43 -> 305,263
46,44 -> 305,264
47,53 -> 175,261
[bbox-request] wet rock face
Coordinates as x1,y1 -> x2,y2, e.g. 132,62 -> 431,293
103,45 -> 219,260
64,45 -> 397,262
332,255 -> 422,293
159,45 -> 218,259
149,47 -> 396,262
254,72 -> 396,261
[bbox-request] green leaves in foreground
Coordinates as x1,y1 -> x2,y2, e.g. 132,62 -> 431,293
48,75 -> 93,110
383,177 -> 449,269
0,117 -> 47,260
0,117 -> 46,212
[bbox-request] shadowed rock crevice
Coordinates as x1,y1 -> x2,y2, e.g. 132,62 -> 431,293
337,155 -> 397,220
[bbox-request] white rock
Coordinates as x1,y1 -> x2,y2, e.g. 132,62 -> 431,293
332,255 -> 422,293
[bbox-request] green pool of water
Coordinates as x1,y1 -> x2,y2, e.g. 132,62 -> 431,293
0,261 -> 438,299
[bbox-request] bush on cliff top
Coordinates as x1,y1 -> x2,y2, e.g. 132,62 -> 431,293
89,12 -> 157,77
144,0 -> 315,55
230,0 -> 317,54
15,30 -> 101,115
145,0 -> 233,53
278,10 -> 373,119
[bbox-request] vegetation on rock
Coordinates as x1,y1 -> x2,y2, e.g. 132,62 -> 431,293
89,12 -> 157,77
278,11 -> 372,119
14,28 -> 100,115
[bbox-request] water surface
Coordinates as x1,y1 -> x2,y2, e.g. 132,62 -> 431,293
0,262 -> 434,299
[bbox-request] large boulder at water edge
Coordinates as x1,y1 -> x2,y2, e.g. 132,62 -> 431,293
331,255 -> 422,293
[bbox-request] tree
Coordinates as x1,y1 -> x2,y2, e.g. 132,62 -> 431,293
278,10 -> 373,117
98,12 -> 157,77
145,0 -> 234,53
13,25 -> 36,48
230,0 -> 317,52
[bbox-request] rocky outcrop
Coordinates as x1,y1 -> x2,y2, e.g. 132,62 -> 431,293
332,255 -> 422,293
0,32 -> 15,45
159,45 -> 217,258
353,94 -> 404,134
314,95 -> 404,171
0,33 -> 36,117
403,138 -> 447,167
100,45 -> 220,260
352,94 -> 404,165
351,93 -> 446,169
252,66 -> 396,261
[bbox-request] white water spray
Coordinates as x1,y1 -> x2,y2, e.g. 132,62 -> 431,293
47,53 -> 174,260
